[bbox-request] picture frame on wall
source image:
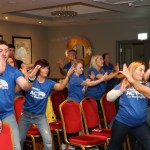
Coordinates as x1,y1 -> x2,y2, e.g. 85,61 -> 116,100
12,36 -> 32,64
0,35 -> 3,40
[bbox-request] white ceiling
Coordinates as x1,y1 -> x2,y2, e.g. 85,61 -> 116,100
0,0 -> 150,26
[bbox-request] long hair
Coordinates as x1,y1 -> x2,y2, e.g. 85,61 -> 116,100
89,54 -> 102,68
33,59 -> 50,77
7,55 -> 17,68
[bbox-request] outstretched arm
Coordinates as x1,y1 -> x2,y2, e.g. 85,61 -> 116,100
54,65 -> 74,90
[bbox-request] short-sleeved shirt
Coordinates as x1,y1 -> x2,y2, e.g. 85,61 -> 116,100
114,83 -> 150,127
0,64 -> 22,119
103,63 -> 115,88
86,67 -> 106,100
68,74 -> 86,102
23,78 -> 56,114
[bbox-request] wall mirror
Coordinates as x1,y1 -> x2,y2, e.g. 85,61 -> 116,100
66,36 -> 92,66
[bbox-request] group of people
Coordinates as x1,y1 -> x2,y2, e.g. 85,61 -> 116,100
1,38 -> 150,150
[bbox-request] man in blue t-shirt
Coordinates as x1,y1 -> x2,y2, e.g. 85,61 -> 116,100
0,40 -> 40,150
57,49 -> 77,76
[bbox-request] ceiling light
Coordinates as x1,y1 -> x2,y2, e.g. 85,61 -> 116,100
5,16 -> 8,19
38,21 -> 42,24
51,6 -> 78,17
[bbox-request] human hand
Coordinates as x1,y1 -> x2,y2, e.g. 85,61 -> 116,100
120,79 -> 127,92
66,65 -> 74,77
89,71 -> 95,80
120,64 -> 134,83
57,58 -> 64,68
114,64 -> 119,73
28,65 -> 41,80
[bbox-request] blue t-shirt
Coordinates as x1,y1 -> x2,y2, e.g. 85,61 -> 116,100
23,78 -> 56,114
103,63 -> 115,88
0,64 -> 22,119
68,74 -> 86,102
115,83 -> 150,127
64,62 -> 71,71
86,67 -> 106,100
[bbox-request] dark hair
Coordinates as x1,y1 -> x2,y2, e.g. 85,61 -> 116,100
34,59 -> 50,77
68,49 -> 76,53
0,40 -> 8,46
8,44 -> 15,49
102,52 -> 109,60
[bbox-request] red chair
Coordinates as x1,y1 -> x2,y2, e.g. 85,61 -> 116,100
50,91 -> 65,150
100,94 -> 131,150
51,90 -> 65,119
100,94 -> 116,128
0,122 -> 14,150
80,97 -> 111,143
59,100 -> 107,150
14,96 -> 42,150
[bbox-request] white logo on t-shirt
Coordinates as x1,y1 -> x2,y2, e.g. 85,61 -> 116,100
0,79 -> 8,89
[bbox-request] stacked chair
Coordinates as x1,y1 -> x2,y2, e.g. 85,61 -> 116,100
80,97 -> 111,144
59,100 -> 108,150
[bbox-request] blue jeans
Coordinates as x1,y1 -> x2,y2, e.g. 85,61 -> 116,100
19,110 -> 52,150
107,119 -> 150,150
3,114 -> 21,150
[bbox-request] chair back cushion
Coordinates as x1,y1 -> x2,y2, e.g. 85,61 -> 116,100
0,123 -> 14,150
81,97 -> 100,128
60,100 -> 82,133
14,96 -> 25,123
101,94 -> 116,123
51,91 -> 65,119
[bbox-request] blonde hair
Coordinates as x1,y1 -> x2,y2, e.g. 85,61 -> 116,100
89,54 -> 102,68
72,59 -> 83,67
125,61 -> 146,87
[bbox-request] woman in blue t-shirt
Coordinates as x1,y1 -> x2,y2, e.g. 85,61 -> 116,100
86,54 -> 119,112
107,62 -> 150,150
19,59 -> 73,150
68,59 -> 107,103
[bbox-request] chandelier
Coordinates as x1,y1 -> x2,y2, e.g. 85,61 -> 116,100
51,6 -> 78,17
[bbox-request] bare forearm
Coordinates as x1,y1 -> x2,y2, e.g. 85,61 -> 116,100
130,80 -> 150,98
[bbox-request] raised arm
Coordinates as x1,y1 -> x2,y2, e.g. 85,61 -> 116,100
120,64 -> 150,99
54,65 -> 74,90
16,65 -> 41,91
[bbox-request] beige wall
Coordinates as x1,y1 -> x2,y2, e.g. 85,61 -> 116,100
48,18 -> 150,78
1,18 -> 150,79
0,21 -> 48,64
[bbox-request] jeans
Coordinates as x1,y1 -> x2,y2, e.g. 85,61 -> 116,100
3,114 -> 21,150
19,110 -> 52,150
107,119 -> 150,150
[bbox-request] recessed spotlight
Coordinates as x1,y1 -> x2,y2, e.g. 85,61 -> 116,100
5,16 -> 8,19
38,21 -> 42,24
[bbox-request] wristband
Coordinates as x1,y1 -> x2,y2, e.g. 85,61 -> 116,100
27,77 -> 36,83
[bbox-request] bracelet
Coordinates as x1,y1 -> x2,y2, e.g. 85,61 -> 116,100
27,77 -> 36,83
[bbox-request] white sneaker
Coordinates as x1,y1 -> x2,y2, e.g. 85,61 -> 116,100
61,143 -> 75,150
